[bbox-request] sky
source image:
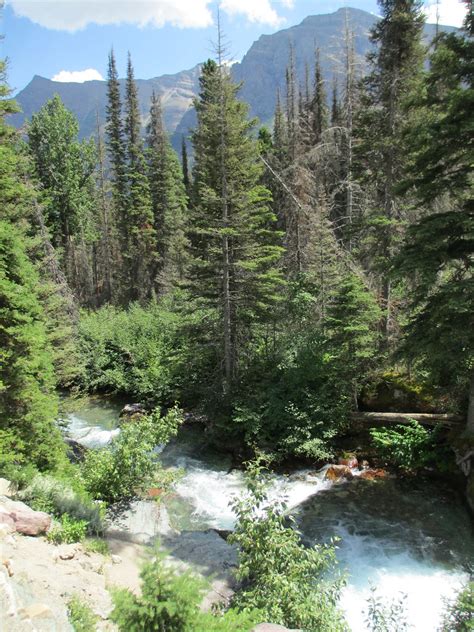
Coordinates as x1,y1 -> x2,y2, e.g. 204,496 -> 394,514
1,0 -> 468,95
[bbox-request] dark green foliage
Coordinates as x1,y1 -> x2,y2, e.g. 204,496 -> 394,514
370,419 -> 448,472
111,551 -> 261,631
122,53 -> 158,302
0,220 -> 65,471
396,20 -> 474,428
81,407 -> 182,502
147,92 -> 189,293
229,461 -> 347,630
229,275 -> 380,460
356,0 -> 425,338
232,333 -> 350,461
190,58 -> 285,389
28,95 -> 97,301
106,49 -> 127,217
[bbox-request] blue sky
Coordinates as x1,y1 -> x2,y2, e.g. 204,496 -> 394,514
2,0 -> 467,94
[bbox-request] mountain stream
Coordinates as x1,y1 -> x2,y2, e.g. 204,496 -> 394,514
66,397 -> 474,631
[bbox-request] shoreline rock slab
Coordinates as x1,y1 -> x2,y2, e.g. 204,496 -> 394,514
0,497 -> 51,536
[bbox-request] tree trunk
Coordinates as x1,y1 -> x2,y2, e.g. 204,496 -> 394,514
467,369 -> 474,434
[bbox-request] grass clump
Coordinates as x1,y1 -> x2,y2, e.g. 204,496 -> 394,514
67,595 -> 99,631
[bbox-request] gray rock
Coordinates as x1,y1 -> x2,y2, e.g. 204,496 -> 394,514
0,477 -> 15,497
106,499 -> 176,544
162,529 -> 238,610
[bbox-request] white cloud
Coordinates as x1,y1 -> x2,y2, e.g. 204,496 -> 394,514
51,68 -> 104,82
9,0 -> 215,32
219,0 -> 286,27
9,0 -> 293,31
423,0 -> 467,27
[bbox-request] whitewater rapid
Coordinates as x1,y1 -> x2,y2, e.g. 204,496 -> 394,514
67,402 -> 472,632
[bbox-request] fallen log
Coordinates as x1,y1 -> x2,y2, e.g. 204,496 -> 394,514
350,411 -> 464,428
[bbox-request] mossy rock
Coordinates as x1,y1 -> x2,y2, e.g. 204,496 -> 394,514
361,371 -> 439,413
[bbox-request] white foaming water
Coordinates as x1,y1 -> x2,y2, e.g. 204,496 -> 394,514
64,401 -> 472,632
337,527 -> 467,631
67,412 -> 120,448
171,458 -> 333,530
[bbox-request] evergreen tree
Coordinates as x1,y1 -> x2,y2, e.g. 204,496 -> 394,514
181,135 -> 191,197
123,53 -> 157,301
311,48 -> 328,145
190,58 -> 284,391
0,61 -> 64,472
106,49 -> 127,221
356,0 -> 425,340
28,95 -> 97,303
397,14 -> 474,431
146,91 -> 189,292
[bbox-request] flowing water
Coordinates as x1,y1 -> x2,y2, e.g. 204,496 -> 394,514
65,397 -> 474,631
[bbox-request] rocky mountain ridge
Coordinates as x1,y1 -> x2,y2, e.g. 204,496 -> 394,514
9,8 -> 456,150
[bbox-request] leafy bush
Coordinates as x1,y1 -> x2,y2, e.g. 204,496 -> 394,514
19,471 -> 103,534
365,587 -> 409,632
111,551 -> 260,631
47,513 -> 88,544
440,581 -> 474,631
232,334 -> 351,461
370,419 -> 447,472
81,406 -> 183,503
77,300 -> 187,404
67,595 -> 99,631
229,460 -> 347,631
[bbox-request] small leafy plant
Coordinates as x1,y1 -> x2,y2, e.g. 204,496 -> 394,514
81,406 -> 183,503
47,514 -> 88,544
365,586 -> 409,632
229,458 -> 347,631
67,595 -> 99,631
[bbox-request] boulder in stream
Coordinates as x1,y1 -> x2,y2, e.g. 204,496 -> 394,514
325,465 -> 354,482
119,403 -> 146,422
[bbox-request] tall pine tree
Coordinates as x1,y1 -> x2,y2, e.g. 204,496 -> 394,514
190,57 -> 284,392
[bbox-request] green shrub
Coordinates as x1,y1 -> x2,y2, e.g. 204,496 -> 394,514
19,472 -> 103,534
81,406 -> 183,503
47,513 -> 88,544
83,537 -> 110,556
67,595 -> 99,631
231,334 -> 351,461
440,582 -> 474,631
365,587 -> 409,632
370,419 -> 447,472
229,459 -> 347,631
111,551 -> 260,632
77,300 -> 187,404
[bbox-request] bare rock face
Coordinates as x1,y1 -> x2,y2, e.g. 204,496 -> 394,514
0,497 -> 51,536
0,478 -> 15,497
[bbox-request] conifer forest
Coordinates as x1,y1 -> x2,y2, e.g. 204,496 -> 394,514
0,1 -> 473,630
